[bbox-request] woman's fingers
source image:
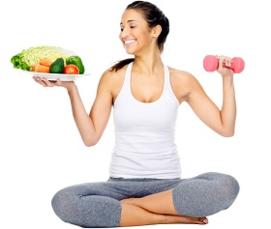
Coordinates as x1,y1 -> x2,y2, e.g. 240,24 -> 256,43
55,79 -> 62,86
218,55 -> 226,69
224,56 -> 231,68
226,57 -> 232,67
33,76 -> 47,87
33,76 -> 61,87
217,55 -> 234,76
33,76 -> 74,90
42,78 -> 56,87
218,55 -> 224,70
218,55 -> 231,69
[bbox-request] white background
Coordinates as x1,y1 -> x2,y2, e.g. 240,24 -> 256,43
0,0 -> 270,228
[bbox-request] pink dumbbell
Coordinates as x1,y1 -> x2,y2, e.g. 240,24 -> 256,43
203,55 -> 245,73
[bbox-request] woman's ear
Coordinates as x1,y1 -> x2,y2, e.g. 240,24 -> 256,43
152,24 -> 162,38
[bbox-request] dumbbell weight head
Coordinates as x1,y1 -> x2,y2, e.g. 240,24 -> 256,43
203,55 -> 218,72
231,57 -> 245,73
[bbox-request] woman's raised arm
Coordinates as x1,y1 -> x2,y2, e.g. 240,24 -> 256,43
179,56 -> 236,137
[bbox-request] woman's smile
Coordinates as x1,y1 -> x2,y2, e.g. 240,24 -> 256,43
124,39 -> 137,49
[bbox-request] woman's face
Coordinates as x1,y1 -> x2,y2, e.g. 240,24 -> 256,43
119,9 -> 153,55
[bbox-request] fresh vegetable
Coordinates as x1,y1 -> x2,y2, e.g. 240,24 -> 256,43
49,58 -> 65,73
11,46 -> 86,75
11,54 -> 30,70
39,58 -> 53,67
32,64 -> 50,73
64,64 -> 80,74
10,46 -> 73,71
66,56 -> 85,74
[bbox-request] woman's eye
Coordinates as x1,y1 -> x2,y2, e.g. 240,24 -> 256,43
120,25 -> 136,32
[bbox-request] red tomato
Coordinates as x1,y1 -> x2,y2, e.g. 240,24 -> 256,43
64,64 -> 80,74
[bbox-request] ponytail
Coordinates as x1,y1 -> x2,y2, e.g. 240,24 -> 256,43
110,58 -> 135,72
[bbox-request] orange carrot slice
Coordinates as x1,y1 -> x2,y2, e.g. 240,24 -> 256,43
39,58 -> 53,67
33,64 -> 50,73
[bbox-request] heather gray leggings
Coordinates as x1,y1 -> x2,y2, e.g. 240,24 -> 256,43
51,172 -> 239,228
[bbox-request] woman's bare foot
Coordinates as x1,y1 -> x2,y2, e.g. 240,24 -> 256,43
164,215 -> 208,225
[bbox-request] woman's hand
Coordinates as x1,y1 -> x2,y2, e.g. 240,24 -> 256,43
33,76 -> 76,92
216,55 -> 234,78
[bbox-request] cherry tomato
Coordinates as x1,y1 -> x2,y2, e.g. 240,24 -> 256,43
64,64 -> 80,74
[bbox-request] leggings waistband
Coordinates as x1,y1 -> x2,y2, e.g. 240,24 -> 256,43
108,176 -> 181,182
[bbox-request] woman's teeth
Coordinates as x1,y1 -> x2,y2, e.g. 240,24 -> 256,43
125,40 -> 136,45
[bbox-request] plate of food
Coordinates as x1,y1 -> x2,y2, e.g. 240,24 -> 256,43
10,46 -> 89,81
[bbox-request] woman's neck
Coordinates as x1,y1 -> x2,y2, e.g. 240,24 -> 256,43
133,50 -> 163,77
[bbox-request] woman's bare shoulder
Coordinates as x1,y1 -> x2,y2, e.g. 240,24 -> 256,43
101,65 -> 126,80
168,67 -> 200,102
99,65 -> 127,87
168,67 -> 196,82
98,65 -> 128,100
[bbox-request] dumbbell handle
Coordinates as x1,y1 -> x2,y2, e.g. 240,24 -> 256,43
203,55 -> 245,73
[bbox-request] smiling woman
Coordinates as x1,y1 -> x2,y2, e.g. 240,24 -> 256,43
113,1 -> 169,71
32,0 -> 240,228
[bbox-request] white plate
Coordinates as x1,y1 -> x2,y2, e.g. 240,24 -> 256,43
31,72 -> 90,81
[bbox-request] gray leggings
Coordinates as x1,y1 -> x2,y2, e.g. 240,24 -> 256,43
51,172 -> 239,228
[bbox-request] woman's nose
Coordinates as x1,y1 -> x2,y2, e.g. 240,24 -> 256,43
120,27 -> 129,39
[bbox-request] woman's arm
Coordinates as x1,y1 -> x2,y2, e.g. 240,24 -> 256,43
67,70 -> 114,146
184,56 -> 236,137
33,69 -> 114,146
67,85 -> 97,146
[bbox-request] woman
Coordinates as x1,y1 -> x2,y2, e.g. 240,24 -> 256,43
34,1 -> 239,228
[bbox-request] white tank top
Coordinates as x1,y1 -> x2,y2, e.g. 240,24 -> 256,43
109,62 -> 181,179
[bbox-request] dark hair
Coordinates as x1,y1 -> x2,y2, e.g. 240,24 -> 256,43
110,1 -> 170,72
